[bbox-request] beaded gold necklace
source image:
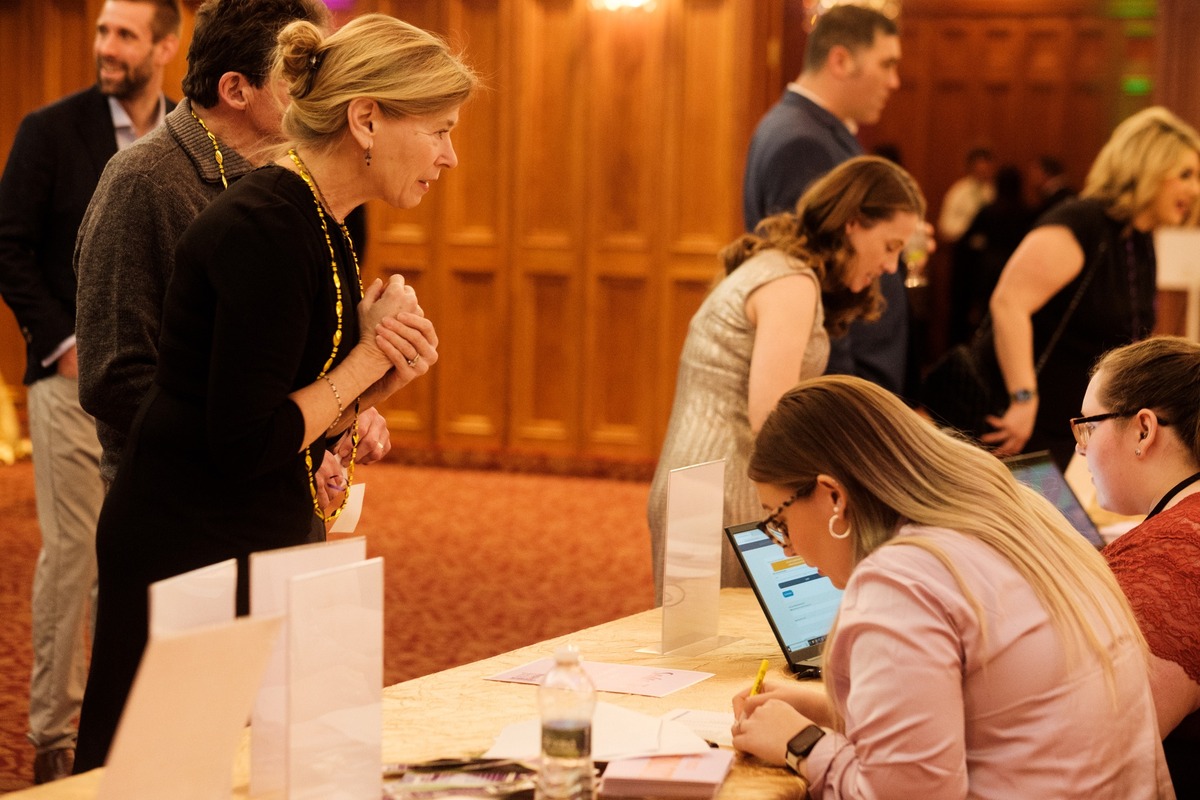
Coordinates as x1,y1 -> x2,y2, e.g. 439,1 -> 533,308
189,108 -> 228,190
287,148 -> 365,522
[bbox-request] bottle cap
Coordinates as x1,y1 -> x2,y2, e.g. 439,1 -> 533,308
553,644 -> 582,664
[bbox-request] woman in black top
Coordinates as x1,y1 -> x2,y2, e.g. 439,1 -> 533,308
75,14 -> 477,771
986,107 -> 1200,467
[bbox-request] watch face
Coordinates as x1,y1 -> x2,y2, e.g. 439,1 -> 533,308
787,725 -> 826,759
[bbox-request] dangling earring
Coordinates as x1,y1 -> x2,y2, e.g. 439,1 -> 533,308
364,145 -> 372,167
827,509 -> 851,539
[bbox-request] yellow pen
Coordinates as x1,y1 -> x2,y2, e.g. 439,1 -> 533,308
749,658 -> 770,696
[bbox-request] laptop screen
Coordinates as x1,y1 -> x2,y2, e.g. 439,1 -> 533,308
726,522 -> 843,671
1004,451 -> 1106,549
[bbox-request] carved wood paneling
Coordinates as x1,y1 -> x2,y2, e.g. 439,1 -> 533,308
1,0 -> 1158,472
582,5 -> 665,457
437,0 -> 508,449
1156,0 -> 1200,129
509,0 -> 586,454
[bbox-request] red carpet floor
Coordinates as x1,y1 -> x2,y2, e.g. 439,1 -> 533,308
0,459 -> 654,792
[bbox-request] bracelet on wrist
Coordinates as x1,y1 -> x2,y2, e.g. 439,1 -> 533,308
322,373 -> 344,426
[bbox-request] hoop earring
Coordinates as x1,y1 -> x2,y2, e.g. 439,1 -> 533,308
365,145 -> 372,166
827,510 -> 851,540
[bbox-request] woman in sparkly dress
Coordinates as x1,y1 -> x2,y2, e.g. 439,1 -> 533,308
648,156 -> 924,604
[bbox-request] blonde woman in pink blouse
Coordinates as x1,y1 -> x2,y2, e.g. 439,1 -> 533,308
731,375 -> 1174,799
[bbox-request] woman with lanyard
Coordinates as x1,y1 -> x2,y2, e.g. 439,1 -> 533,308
75,14 -> 476,772
985,106 -> 1200,467
1076,335 -> 1200,795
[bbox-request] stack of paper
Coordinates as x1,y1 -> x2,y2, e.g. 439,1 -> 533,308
600,749 -> 735,799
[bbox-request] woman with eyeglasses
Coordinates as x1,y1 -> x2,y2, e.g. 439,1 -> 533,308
648,156 -> 924,605
731,375 -> 1172,798
1076,336 -> 1200,795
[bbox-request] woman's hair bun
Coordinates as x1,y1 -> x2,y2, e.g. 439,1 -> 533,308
274,19 -> 326,96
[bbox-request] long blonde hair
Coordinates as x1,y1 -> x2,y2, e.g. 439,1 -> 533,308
272,14 -> 477,151
749,375 -> 1144,698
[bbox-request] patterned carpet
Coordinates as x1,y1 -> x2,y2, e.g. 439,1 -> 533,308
0,459 -> 654,792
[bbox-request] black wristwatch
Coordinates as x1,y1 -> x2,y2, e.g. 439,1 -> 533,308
784,725 -> 826,774
1009,387 -> 1037,403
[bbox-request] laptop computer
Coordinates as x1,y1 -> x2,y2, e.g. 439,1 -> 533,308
1003,450 -> 1106,549
724,522 -> 843,677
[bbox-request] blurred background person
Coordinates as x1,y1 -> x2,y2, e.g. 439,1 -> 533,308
986,106 -> 1200,467
1028,154 -> 1075,221
732,375 -> 1171,798
948,164 -> 1033,345
73,13 -> 474,771
936,146 -> 996,245
649,156 -> 924,604
1077,336 -> 1200,796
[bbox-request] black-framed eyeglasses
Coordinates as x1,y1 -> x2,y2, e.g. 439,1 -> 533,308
1069,411 -> 1171,449
755,486 -> 806,548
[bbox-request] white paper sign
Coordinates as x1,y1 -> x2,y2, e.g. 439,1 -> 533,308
329,482 -> 367,534
661,460 -> 726,654
486,659 -> 713,698
248,538 -> 368,796
288,557 -> 384,800
148,558 -> 236,638
98,616 -> 282,800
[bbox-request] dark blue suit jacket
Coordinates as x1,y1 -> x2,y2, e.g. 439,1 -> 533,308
0,86 -> 121,385
742,90 -> 909,395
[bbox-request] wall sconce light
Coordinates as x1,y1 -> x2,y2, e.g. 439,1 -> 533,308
590,0 -> 657,10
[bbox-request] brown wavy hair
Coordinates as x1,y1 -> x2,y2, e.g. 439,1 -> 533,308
721,155 -> 925,336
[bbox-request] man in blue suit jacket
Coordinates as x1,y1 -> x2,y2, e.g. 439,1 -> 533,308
0,0 -> 178,783
743,5 -> 910,395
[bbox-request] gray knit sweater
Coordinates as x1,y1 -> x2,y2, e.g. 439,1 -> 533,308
75,99 -> 255,482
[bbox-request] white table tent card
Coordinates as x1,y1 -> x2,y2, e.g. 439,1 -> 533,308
248,537 -> 369,796
287,557 -> 384,800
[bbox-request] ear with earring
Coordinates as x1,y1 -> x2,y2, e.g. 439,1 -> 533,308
828,506 -> 851,539
1136,430 -> 1147,457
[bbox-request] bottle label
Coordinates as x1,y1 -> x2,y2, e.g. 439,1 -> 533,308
541,722 -> 591,759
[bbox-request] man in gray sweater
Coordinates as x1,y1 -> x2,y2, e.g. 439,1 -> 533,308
76,0 -> 389,514
76,0 -> 325,483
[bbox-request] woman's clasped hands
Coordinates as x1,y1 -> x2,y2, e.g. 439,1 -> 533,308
357,274 -> 439,389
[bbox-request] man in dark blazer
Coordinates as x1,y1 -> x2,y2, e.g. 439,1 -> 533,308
742,5 -> 911,396
0,0 -> 178,783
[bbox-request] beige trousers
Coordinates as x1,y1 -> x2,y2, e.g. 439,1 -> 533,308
26,375 -> 103,753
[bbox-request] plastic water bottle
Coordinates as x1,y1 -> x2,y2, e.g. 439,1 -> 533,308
535,645 -> 596,800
